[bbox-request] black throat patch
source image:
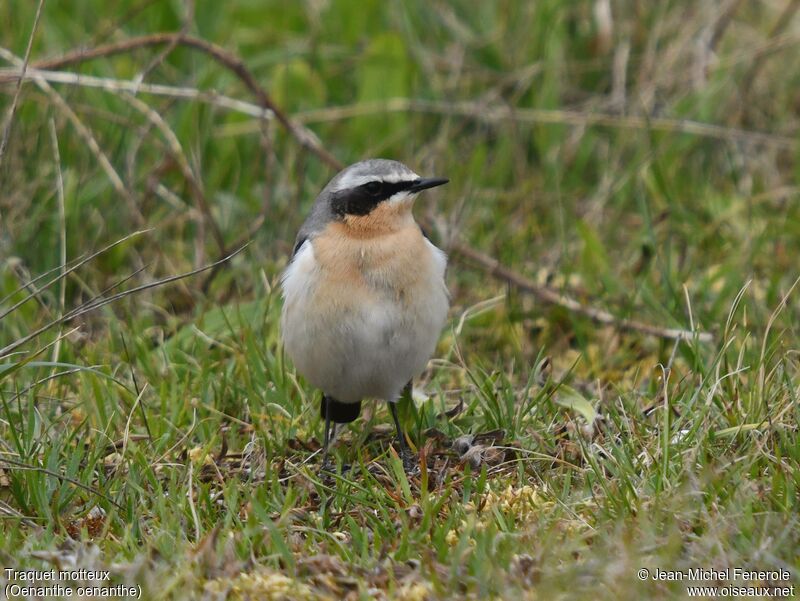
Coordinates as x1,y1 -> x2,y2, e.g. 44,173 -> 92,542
330,180 -> 415,217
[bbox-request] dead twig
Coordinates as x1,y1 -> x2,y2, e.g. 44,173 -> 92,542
447,237 -> 713,343
0,67 -> 274,119
0,499 -> 40,527
26,32 -> 343,170
291,98 -> 795,149
0,229 -> 151,322
0,243 -> 249,360
6,66 -> 794,150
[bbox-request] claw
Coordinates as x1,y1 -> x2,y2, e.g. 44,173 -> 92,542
319,460 -> 351,476
399,449 -> 420,476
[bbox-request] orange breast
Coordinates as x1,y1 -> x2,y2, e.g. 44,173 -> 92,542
311,216 -> 433,309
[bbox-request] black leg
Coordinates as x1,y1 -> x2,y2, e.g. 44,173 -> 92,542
389,401 -> 408,454
321,395 -> 334,472
390,401 -> 416,473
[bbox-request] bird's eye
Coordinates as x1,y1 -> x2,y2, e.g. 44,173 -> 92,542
364,181 -> 382,195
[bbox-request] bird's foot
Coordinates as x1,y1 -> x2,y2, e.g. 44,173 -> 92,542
400,449 -> 420,476
319,460 -> 351,476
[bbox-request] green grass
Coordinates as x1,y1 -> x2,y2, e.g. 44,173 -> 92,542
1,1 -> 799,599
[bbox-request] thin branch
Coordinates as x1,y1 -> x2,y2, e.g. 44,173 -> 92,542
0,67 -> 274,118
0,229 -> 151,322
62,263 -> 151,326
66,243 -> 243,320
25,32 -> 343,169
0,255 -> 90,306
292,98 -> 795,149
0,499 -> 40,527
6,69 -> 795,151
0,243 -> 248,360
5,258 -> 56,318
448,237 -> 713,343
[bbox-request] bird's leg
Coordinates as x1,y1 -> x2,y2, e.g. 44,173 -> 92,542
390,397 -> 416,473
320,395 -> 335,473
389,401 -> 407,455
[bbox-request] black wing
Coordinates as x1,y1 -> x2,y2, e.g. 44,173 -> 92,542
292,236 -> 308,257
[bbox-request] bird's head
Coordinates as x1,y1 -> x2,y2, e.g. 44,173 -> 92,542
322,159 -> 448,235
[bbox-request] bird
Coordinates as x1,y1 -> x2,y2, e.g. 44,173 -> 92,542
280,158 -> 449,471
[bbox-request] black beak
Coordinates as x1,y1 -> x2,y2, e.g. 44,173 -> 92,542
409,177 -> 449,193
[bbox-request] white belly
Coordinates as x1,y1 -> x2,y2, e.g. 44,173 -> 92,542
280,236 -> 448,403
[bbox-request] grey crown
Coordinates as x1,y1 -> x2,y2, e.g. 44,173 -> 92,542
293,159 -> 418,256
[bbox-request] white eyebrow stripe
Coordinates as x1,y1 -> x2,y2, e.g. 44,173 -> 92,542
333,170 -> 420,192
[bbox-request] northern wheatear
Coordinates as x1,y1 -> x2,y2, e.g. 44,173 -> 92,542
280,159 -> 449,470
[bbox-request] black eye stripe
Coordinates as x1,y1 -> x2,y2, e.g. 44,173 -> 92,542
331,179 -> 416,217
360,180 -> 414,200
